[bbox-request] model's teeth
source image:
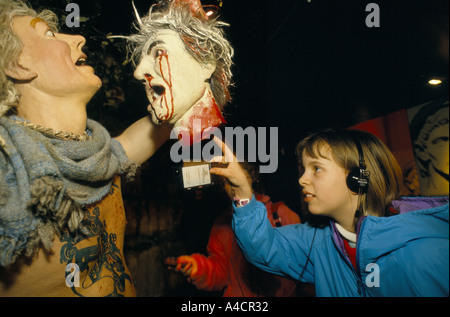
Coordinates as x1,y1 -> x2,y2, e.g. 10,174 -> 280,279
306,194 -> 313,197
75,58 -> 86,66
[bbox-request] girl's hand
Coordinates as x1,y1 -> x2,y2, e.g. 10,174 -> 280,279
209,136 -> 253,201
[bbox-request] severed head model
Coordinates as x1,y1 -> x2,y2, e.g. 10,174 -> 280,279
127,0 -> 234,145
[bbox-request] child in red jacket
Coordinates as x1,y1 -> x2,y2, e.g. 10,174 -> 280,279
165,163 -> 314,296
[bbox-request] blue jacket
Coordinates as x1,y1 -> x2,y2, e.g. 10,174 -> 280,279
232,196 -> 449,297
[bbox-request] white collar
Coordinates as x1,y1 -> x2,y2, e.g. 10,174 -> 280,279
335,223 -> 357,244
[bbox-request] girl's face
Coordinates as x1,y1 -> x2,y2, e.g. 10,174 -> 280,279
299,144 -> 358,224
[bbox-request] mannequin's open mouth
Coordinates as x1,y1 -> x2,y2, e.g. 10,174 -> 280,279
151,84 -> 166,97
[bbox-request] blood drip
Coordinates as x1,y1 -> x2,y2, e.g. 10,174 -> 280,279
176,90 -> 227,146
159,52 -> 174,121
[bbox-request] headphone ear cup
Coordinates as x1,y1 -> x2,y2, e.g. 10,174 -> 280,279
347,168 -> 369,194
346,168 -> 362,193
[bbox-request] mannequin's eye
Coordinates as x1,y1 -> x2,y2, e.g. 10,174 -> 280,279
154,49 -> 166,58
45,29 -> 56,37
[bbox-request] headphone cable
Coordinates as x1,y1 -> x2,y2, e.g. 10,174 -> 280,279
297,227 -> 317,283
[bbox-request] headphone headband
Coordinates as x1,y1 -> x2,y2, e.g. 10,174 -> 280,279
346,136 -> 370,194
354,138 -> 366,170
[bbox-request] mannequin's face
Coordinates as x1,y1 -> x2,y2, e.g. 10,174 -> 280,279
426,123 -> 449,176
11,16 -> 101,99
134,29 -> 215,124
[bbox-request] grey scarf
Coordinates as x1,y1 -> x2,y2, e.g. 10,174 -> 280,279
0,116 -> 137,266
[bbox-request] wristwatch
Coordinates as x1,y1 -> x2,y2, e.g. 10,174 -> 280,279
233,198 -> 250,208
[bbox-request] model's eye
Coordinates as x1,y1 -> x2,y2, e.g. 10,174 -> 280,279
314,166 -> 322,173
45,29 -> 56,37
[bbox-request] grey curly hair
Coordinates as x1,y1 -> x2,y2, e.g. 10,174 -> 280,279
0,0 -> 59,118
126,2 -> 234,109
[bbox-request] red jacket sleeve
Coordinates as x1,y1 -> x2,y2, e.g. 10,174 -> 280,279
189,217 -> 234,291
271,201 -> 301,225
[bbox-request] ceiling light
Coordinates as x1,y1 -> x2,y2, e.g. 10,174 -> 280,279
429,79 -> 443,85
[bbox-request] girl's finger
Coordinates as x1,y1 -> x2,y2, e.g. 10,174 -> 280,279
207,155 -> 225,164
213,136 -> 236,163
210,167 -> 227,177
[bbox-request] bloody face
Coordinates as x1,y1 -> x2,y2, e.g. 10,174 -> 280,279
134,29 -> 215,125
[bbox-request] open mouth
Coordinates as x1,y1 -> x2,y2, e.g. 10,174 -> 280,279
151,84 -> 166,98
75,54 -> 88,66
143,75 -> 171,122
147,84 -> 168,122
144,75 -> 166,101
303,192 -> 316,202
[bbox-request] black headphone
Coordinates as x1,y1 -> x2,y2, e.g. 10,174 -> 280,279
346,138 -> 370,194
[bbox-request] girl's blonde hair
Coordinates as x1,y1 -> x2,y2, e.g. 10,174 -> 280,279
296,129 -> 403,228
0,0 -> 59,117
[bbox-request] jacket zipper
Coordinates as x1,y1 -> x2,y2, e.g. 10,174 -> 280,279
332,220 -> 368,297
355,218 -> 368,297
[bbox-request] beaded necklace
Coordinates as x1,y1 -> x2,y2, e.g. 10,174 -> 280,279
13,119 -> 91,141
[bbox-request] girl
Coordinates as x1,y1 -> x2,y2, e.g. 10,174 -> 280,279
210,130 -> 449,297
